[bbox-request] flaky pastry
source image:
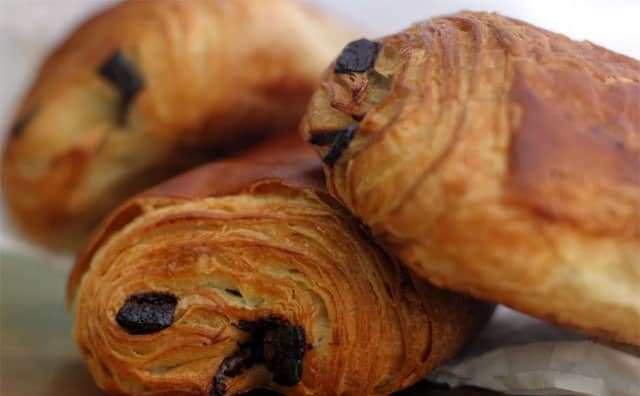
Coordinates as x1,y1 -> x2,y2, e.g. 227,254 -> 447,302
301,12 -> 640,345
68,137 -> 492,396
2,0 -> 353,249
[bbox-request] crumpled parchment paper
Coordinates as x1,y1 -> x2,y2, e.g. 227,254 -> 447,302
429,307 -> 640,396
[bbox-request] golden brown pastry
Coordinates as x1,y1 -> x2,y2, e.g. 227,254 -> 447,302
301,12 -> 640,345
67,137 -> 492,396
2,0 -> 353,249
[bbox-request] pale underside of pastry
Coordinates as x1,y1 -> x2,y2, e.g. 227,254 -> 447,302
2,0 -> 354,249
301,11 -> 640,345
68,138 -> 492,396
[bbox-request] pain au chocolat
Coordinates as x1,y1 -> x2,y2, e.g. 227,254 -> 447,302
67,137 -> 492,396
2,0 -> 353,249
301,12 -> 640,345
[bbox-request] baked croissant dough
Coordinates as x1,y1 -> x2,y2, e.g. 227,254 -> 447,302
67,137 -> 492,396
2,0 -> 353,249
301,12 -> 640,345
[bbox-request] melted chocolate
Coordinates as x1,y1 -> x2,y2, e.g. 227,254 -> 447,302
335,38 -> 381,74
322,125 -> 358,166
115,292 -> 177,335
211,347 -> 257,396
309,131 -> 340,146
211,316 -> 306,395
98,49 -> 143,123
263,325 -> 305,386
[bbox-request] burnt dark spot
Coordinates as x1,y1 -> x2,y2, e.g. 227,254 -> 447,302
115,292 -> 177,335
98,49 -> 143,124
213,316 -> 306,395
309,131 -> 340,146
263,325 -> 305,386
335,38 -> 381,74
9,107 -> 38,138
225,289 -> 242,297
322,125 -> 358,166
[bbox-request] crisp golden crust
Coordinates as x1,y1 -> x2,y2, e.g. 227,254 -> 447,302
68,138 -> 492,396
67,135 -> 324,300
301,12 -> 640,345
2,0 -> 354,249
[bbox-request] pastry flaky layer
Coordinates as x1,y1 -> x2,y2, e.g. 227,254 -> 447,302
2,0 -> 354,250
301,12 -> 640,345
68,138 -> 492,396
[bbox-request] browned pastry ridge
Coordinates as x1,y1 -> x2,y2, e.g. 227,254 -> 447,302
301,12 -> 640,345
67,137 -> 492,396
1,0 -> 354,249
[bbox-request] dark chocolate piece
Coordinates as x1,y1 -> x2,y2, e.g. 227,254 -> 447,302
236,315 -> 288,334
335,38 -> 381,74
213,316 -> 306,395
115,292 -> 178,335
211,347 -> 257,396
9,108 -> 38,138
263,325 -> 305,386
98,49 -> 144,123
309,131 -> 340,146
322,125 -> 358,166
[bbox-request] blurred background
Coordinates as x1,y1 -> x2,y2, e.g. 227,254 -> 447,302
1,0 -> 639,252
